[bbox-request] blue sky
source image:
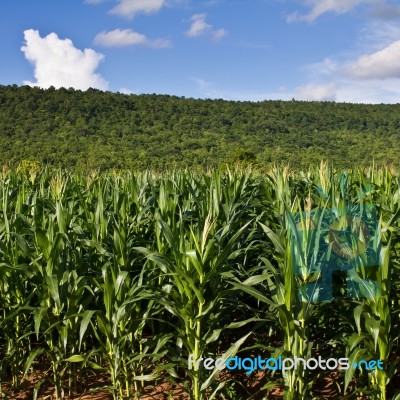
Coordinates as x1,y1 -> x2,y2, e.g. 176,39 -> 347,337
1,0 -> 400,103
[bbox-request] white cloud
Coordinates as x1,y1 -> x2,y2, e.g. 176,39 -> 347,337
333,75 -> 400,104
190,73 -> 400,103
302,57 -> 339,78
21,29 -> 108,91
294,82 -> 337,101
287,0 -> 377,22
369,3 -> 400,20
191,78 -> 294,101
191,77 -> 223,98
186,14 -> 212,37
110,0 -> 165,19
212,28 -> 227,42
346,39 -> 400,79
118,87 -> 136,94
94,28 -> 171,48
355,20 -> 400,55
335,78 -> 400,103
186,13 -> 227,41
288,34 -> 400,103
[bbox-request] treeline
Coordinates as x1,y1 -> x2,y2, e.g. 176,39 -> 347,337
0,84 -> 400,169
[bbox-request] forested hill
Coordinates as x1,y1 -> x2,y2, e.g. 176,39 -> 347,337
1,84 -> 400,170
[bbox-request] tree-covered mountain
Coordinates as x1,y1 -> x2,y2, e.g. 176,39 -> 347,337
1,84 -> 399,170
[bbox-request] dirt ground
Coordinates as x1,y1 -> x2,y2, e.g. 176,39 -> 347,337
3,366 -> 398,399
1,368 -> 272,400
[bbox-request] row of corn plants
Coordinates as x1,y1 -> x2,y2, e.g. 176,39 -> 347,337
0,164 -> 399,399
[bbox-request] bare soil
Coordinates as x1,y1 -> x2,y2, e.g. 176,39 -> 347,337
2,365 -> 397,399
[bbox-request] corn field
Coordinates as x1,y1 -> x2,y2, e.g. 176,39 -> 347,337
0,164 -> 399,400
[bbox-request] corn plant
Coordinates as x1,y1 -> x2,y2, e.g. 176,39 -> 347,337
0,165 -> 399,400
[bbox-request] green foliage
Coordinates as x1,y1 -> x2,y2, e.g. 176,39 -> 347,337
0,165 -> 399,399
1,85 -> 400,170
